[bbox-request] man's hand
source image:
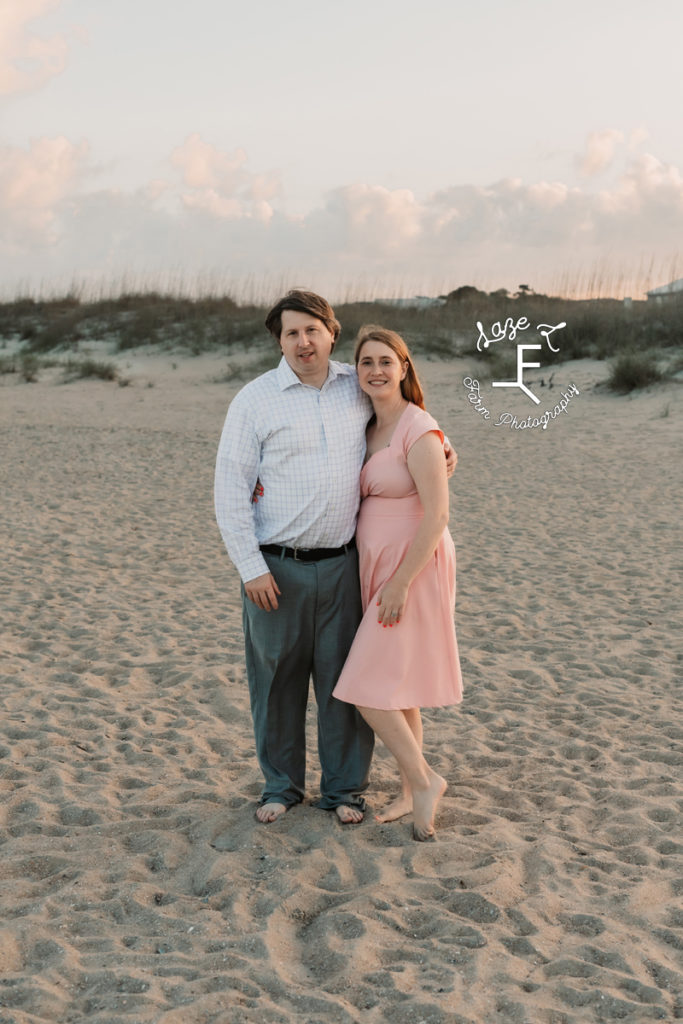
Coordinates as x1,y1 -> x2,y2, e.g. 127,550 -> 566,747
444,439 -> 458,479
245,572 -> 281,611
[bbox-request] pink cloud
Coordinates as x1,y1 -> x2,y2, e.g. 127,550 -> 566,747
171,134 -> 248,192
578,130 -> 624,178
328,184 -> 422,252
0,0 -> 70,96
170,134 -> 280,221
0,136 -> 90,242
2,132 -> 682,300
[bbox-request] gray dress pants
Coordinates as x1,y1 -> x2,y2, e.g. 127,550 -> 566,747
241,546 -> 374,809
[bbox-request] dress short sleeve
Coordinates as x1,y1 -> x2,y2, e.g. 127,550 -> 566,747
401,405 -> 444,457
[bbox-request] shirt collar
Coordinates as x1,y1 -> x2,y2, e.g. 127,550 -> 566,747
276,356 -> 354,391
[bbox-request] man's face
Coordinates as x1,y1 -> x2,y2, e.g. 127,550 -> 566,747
279,309 -> 335,387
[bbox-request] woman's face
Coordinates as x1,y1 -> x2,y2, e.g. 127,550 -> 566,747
356,340 -> 408,400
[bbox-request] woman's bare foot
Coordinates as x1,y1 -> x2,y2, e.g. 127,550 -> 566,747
375,792 -> 412,823
335,804 -> 363,824
255,801 -> 287,823
412,773 -> 447,841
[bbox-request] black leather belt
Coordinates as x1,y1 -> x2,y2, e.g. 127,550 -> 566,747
260,539 -> 356,562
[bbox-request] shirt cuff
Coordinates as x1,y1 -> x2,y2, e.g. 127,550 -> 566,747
239,551 -> 271,584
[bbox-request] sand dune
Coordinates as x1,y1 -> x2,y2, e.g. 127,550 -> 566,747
0,348 -> 681,1023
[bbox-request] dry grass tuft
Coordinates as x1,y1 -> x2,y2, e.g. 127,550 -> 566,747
607,353 -> 663,393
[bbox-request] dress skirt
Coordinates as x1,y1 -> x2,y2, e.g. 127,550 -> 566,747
333,492 -> 463,710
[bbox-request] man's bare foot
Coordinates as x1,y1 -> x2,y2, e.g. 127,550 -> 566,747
375,793 -> 412,823
412,773 -> 447,841
335,804 -> 363,824
255,801 -> 287,823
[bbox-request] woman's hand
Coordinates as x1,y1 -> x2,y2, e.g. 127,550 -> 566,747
444,439 -> 457,478
251,479 -> 264,503
376,576 -> 409,626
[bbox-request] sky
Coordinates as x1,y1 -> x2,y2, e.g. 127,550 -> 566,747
2,0 -> 683,300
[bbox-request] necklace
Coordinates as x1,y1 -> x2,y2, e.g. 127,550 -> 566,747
367,402 -> 407,455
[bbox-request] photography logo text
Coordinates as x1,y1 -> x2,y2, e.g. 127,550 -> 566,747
463,314 -> 581,431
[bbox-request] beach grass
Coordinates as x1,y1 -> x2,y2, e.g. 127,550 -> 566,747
607,352 -> 664,393
60,358 -> 119,382
1,287 -> 681,389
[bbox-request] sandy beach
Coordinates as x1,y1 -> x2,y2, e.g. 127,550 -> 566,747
1,345 -> 681,1024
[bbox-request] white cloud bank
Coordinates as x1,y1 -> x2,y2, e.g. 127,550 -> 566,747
1,132 -> 681,300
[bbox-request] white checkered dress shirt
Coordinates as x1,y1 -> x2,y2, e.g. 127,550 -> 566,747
215,357 -> 372,583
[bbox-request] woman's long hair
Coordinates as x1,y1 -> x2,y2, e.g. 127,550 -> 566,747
354,325 -> 425,409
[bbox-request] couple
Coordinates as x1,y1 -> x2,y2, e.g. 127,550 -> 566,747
214,290 -> 463,840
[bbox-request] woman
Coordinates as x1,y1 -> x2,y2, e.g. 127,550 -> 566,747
333,325 -> 463,840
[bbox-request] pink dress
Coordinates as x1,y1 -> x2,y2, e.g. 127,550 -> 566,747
333,403 -> 463,711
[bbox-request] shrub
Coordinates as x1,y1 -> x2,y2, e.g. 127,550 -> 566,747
0,355 -> 17,375
26,308 -> 86,352
61,358 -> 118,382
20,355 -> 41,382
607,353 -> 662,393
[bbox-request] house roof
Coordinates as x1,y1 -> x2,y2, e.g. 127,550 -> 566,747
647,277 -> 683,297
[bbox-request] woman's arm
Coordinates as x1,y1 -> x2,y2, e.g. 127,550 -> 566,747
376,430 -> 450,626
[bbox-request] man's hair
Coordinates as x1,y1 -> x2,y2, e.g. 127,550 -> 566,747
354,324 -> 426,409
265,290 -> 341,345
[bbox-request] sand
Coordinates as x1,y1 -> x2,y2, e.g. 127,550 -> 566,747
0,344 -> 681,1024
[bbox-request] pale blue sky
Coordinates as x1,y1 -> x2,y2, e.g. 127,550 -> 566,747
2,0 -> 682,298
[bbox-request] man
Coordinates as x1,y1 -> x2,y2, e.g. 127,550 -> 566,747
215,290 -> 454,824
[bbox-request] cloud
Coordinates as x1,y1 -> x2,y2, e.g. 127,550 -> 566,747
618,152 -> 683,204
0,136 -> 89,243
578,129 -> 624,177
171,134 -> 248,192
171,134 -> 280,222
0,0 -> 70,97
2,133 -> 683,299
628,126 -> 649,151
425,178 -> 588,249
326,184 -> 422,252
593,153 -> 683,246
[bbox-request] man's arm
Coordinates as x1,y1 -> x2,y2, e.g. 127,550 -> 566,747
214,395 -> 273,588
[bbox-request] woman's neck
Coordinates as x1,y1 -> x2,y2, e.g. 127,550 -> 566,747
371,394 -> 408,429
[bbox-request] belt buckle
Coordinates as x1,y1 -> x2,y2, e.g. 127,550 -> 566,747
292,547 -> 304,561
